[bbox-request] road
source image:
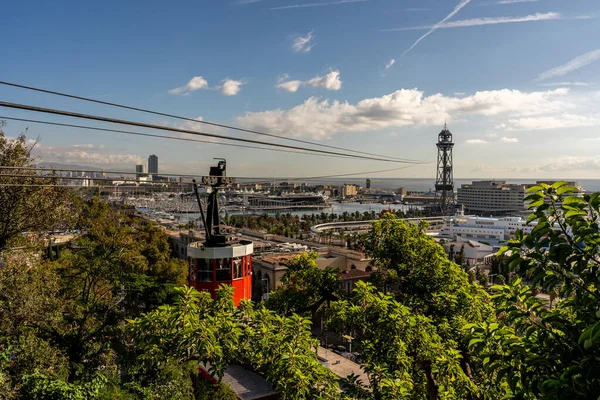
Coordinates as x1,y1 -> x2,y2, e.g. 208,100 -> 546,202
318,346 -> 370,386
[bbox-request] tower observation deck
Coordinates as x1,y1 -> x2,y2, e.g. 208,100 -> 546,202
435,124 -> 455,214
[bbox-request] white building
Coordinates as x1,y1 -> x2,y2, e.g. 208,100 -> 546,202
457,180 -> 584,215
457,181 -> 525,215
444,240 -> 496,264
438,215 -> 536,245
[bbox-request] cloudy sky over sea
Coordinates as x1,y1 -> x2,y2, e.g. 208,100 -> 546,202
1,0 -> 599,179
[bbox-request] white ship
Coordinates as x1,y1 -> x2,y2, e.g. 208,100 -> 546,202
438,215 -> 536,244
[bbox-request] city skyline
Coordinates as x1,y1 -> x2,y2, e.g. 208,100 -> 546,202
1,0 -> 599,179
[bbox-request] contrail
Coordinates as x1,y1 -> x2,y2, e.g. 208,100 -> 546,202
536,49 -> 600,81
401,0 -> 472,56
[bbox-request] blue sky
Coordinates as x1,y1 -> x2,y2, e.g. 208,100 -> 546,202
1,0 -> 599,179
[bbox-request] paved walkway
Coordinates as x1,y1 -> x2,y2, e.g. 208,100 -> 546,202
318,346 -> 370,386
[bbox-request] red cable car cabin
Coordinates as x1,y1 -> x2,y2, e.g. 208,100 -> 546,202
188,239 -> 253,306
187,159 -> 253,306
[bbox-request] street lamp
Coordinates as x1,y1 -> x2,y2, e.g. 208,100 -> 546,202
342,334 -> 354,354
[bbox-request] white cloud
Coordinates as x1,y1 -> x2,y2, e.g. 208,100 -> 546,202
401,0 -> 472,56
306,71 -> 342,90
35,144 -> 142,167
487,132 -> 498,138
236,0 -> 264,4
510,156 -> 600,173
272,0 -> 367,10
238,87 -> 570,139
538,81 -> 591,87
508,165 -> 539,173
465,139 -> 488,144
387,12 -> 572,32
168,76 -> 209,95
176,116 -> 205,131
500,136 -> 518,142
276,80 -> 304,92
219,79 -> 243,96
276,71 -> 342,92
385,59 -> 396,69
498,113 -> 599,131
471,164 -> 489,172
540,156 -> 600,172
293,31 -> 315,52
72,144 -> 106,149
536,49 -> 600,81
454,92 -> 466,96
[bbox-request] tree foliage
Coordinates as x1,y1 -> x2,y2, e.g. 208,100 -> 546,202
265,252 -> 344,316
0,195 -> 187,397
344,214 -> 496,399
467,181 -> 600,398
328,281 -> 475,400
130,285 -> 340,399
0,124 -> 73,251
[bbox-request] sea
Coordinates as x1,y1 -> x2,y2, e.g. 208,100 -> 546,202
174,202 -> 420,220
169,178 -> 600,220
307,178 -> 600,193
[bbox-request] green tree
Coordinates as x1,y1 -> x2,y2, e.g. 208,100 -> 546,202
130,286 -> 340,399
265,252 -> 344,317
0,250 -> 67,394
328,282 -> 475,400
0,124 -> 73,251
357,215 -> 496,398
467,181 -> 600,398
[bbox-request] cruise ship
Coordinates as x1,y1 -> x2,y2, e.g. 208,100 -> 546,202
437,215 -> 536,245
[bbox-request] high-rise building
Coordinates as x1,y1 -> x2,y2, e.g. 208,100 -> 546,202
457,181 -> 525,215
148,155 -> 158,178
136,164 -> 145,179
366,179 -> 371,189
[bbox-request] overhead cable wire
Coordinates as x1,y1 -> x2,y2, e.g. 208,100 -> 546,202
0,165 -> 197,179
0,80 -> 419,162
0,116 -> 361,161
272,164 -> 422,181
0,183 -> 129,188
0,173 -> 190,184
0,101 -> 422,164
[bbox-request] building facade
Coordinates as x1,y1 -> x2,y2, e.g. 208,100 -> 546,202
457,181 -> 526,215
148,154 -> 158,178
341,184 -> 359,199
135,164 -> 145,179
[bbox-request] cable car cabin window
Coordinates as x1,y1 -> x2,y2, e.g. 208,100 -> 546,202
197,259 -> 212,282
216,258 -> 231,282
189,258 -> 197,281
233,258 -> 242,280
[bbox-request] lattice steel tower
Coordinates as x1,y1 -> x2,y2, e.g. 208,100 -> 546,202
435,124 -> 455,214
